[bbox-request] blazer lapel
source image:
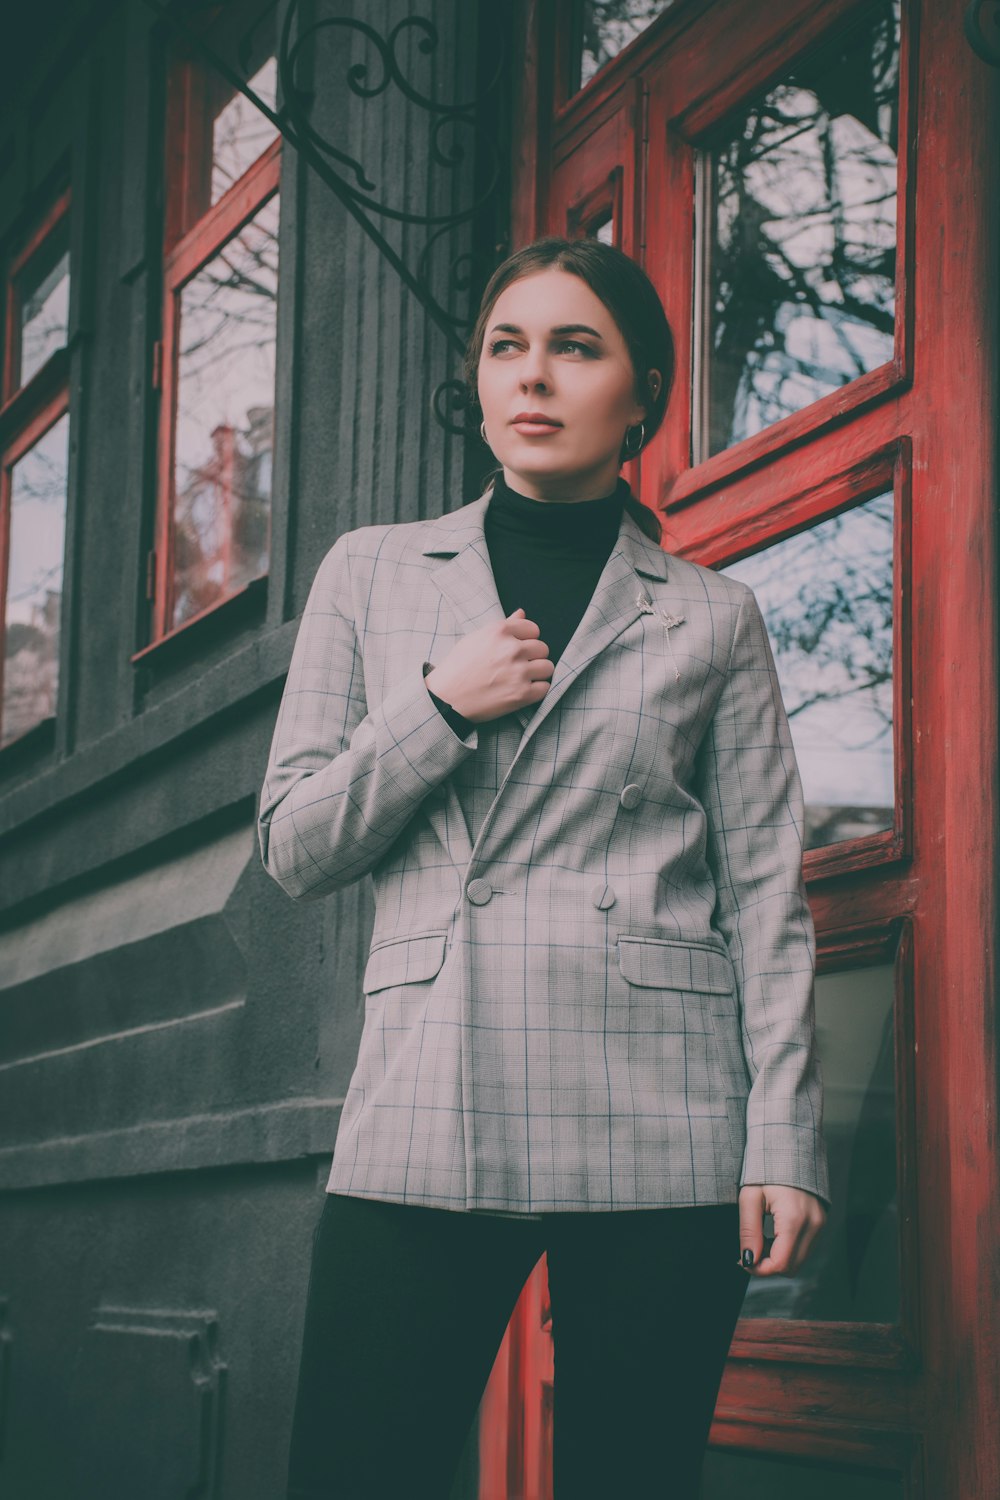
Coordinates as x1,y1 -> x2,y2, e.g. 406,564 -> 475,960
422,483 -> 671,752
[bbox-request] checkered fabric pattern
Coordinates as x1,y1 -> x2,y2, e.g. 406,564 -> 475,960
258,487 -> 831,1212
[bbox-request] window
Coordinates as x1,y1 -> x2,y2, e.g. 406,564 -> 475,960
149,3 -> 280,643
692,1 -> 901,462
720,489 -> 895,855
0,189 -> 72,749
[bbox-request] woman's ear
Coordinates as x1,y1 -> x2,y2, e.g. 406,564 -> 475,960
647,368 -> 663,405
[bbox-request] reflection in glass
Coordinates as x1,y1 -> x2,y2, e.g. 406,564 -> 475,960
171,194 -> 278,630
740,960 -> 899,1322
703,1448 -> 903,1498
594,217 -> 614,245
572,0 -> 674,91
17,229 -> 70,388
697,1 -> 900,457
211,55 -> 278,204
721,493 -> 894,851
2,412 -> 69,746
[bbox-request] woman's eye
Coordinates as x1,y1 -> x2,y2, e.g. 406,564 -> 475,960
487,338 -> 516,355
556,340 -> 593,355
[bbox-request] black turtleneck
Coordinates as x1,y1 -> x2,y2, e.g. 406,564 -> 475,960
427,468 -> 627,737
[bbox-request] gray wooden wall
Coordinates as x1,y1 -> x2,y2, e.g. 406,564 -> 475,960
0,2 -> 508,1494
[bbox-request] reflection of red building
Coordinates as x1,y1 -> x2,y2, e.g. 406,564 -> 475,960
172,408 -> 272,625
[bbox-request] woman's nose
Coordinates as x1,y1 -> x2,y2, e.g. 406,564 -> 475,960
519,347 -> 552,389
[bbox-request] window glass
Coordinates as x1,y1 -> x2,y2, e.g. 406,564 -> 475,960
695,1 -> 900,459
741,959 -> 900,1323
2,411 -> 69,745
571,0 -> 675,92
170,194 -> 277,630
211,55 -> 278,204
720,492 -> 894,853
15,224 -> 70,388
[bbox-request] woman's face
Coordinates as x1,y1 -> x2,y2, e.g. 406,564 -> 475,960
476,267 -> 659,502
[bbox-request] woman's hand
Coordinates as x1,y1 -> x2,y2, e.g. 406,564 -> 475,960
424,608 -> 554,723
737,1184 -> 826,1276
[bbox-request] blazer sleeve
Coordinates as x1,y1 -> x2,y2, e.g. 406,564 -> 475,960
258,531 -> 479,899
694,582 -> 831,1208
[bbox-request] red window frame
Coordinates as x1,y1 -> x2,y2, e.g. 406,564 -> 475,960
0,188 -> 72,750
142,19 -> 281,650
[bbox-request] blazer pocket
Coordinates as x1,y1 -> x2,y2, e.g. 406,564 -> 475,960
363,930 -> 449,994
616,936 -> 735,995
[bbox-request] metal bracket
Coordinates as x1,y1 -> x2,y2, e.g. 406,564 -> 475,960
140,1 -> 509,432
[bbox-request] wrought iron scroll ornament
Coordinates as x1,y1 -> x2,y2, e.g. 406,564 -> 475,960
141,1 -> 508,434
965,0 -> 1000,65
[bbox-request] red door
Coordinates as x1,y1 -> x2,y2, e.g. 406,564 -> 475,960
478,2 -> 1000,1496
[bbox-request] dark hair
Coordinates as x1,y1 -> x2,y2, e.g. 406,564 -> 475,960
464,237 -> 675,542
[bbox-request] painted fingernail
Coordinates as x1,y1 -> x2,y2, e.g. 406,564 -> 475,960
742,1248 -> 755,1268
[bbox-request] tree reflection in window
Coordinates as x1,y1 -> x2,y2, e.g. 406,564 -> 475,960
170,195 -> 278,631
697,1 -> 900,459
210,55 -> 278,206
721,491 -> 894,852
2,412 -> 69,746
571,0 -> 675,92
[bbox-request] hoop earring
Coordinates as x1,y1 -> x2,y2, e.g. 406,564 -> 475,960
623,421 -> 645,457
480,419 -> 489,444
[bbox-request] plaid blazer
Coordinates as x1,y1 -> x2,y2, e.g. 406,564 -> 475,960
258,486 -> 830,1213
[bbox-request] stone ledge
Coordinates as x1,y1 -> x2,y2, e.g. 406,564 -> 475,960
0,1097 -> 343,1190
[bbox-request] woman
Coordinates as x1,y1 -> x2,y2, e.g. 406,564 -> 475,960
259,237 -> 830,1500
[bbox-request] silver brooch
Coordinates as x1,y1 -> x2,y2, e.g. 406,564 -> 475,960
637,592 -> 685,681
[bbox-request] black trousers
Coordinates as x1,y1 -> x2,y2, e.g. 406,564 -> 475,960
287,1191 -> 749,1500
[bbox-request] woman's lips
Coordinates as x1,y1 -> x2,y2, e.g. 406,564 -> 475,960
511,419 -> 563,436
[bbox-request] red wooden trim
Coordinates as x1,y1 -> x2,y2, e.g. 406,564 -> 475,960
565,166 -> 623,243
669,0 -> 893,141
666,363 -> 907,510
2,274 -> 14,410
3,187 -> 72,405
130,575 -> 265,663
711,1401 -> 925,1474
2,385 -> 70,468
163,54 -> 219,253
511,0 -> 555,247
164,138 -> 281,288
152,254 -> 179,641
8,185 -> 71,279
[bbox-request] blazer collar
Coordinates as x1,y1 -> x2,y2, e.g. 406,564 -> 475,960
421,484 -> 668,580
421,483 -> 671,741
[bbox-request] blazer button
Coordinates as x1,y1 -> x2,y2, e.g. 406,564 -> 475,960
466,877 -> 494,905
619,783 -> 642,810
591,883 -> 616,910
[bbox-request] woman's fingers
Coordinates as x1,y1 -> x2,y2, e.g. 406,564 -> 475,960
739,1185 -> 826,1276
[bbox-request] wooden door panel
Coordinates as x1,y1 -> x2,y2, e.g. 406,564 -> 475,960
488,1 -> 1000,1495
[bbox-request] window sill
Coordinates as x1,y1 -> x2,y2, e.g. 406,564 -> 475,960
132,577 -> 268,679
0,715 -> 56,773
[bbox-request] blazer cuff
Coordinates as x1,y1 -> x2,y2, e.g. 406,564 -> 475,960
422,663 -> 477,741
740,1125 -> 831,1210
